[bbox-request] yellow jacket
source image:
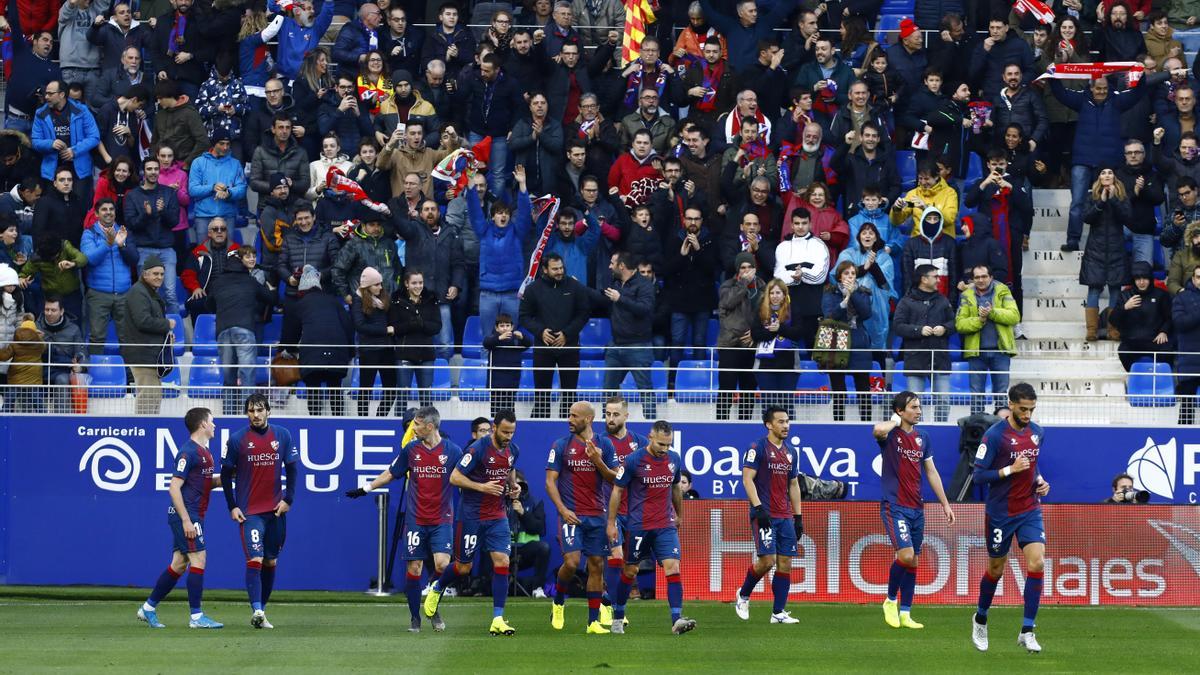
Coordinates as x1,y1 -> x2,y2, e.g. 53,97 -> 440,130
891,178 -> 959,237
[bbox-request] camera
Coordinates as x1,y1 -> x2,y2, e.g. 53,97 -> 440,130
1119,488 -> 1150,503
799,473 -> 847,500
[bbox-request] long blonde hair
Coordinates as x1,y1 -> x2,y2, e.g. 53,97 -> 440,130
238,9 -> 269,41
758,278 -> 791,325
1090,171 -> 1127,201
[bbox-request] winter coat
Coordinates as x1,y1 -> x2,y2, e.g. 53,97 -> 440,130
210,260 -> 276,335
306,155 -> 354,202
834,245 -> 896,351
38,312 -> 86,379
119,279 -> 170,366
697,0 -> 798,70
831,144 -> 901,206
0,320 -> 45,385
1167,222 -> 1200,295
418,24 -> 475,77
249,138 -> 311,202
970,33 -> 1034,98
519,274 -> 591,346
196,71 -> 249,138
392,217 -> 466,299
618,111 -> 677,155
483,328 -> 533,390
955,281 -> 1020,358
21,241 -> 87,297
893,286 -> 956,373
150,7 -> 207,85
901,206 -> 957,297
153,104 -> 208,169
187,150 -> 247,219
717,276 -> 765,348
31,100 -> 100,181
317,101 -> 372,161
1117,163 -> 1167,235
608,151 -> 664,206
268,0 -> 334,79
1050,73 -> 1164,168
31,190 -> 85,248
510,118 -> 566,197
722,143 -> 778,201
81,225 -> 139,294
275,226 -> 339,297
1172,280 -> 1200,378
990,85 -> 1049,145
957,212 -> 1009,286
598,272 -> 656,345
279,288 -> 354,373
1154,147 -> 1200,214
2,8 -> 60,118
0,185 -> 36,236
57,0 -> 106,70
455,69 -> 524,138
1093,24 -> 1147,63
243,95 -> 301,154
781,194 -> 850,261
662,228 -> 720,314
1080,195 -> 1133,287
378,142 -> 452,198
750,308 -> 806,371
331,227 -> 402,299
545,212 -> 602,283
123,184 -> 181,250
86,16 -> 152,71
821,287 -> 874,370
468,188 -> 532,293
1111,281 -> 1173,344
151,160 -> 187,232
389,289 -> 442,363
793,58 -> 856,107
350,294 -> 393,358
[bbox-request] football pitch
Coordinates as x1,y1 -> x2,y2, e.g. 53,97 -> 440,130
0,587 -> 1196,673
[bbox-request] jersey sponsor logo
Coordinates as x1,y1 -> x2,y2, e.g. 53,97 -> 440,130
745,447 -> 757,463
642,473 -> 675,485
176,457 -> 187,473
245,452 -> 281,465
1128,437 -> 1177,500
79,437 -> 142,492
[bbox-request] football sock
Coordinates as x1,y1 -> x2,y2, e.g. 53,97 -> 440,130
587,591 -> 601,624
261,564 -> 276,607
667,573 -> 682,623
1023,571 -> 1043,628
147,566 -> 182,607
604,559 -> 623,604
246,561 -> 263,611
492,566 -> 509,618
613,572 -> 634,620
899,566 -> 917,613
405,572 -> 422,620
186,566 -> 205,615
436,565 -> 458,594
886,560 -> 906,602
738,565 -> 765,598
771,571 -> 791,614
554,580 -> 568,606
976,570 -> 1001,622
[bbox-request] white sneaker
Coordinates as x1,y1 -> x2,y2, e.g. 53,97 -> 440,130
443,587 -> 458,597
733,591 -> 750,621
770,610 -> 799,624
532,587 -> 547,599
1018,631 -> 1042,653
971,616 -> 989,652
421,583 -> 433,597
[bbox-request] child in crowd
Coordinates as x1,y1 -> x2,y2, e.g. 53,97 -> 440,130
482,313 -> 531,417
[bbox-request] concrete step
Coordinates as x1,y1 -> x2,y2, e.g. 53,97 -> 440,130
1023,376 -> 1128,397
1023,249 -> 1084,275
1023,275 -> 1087,298
1019,319 -> 1087,340
1031,189 -> 1071,232
1011,358 -> 1126,378
1026,231 -> 1087,251
1015,337 -> 1119,358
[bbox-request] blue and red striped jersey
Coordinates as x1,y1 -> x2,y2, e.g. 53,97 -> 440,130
742,436 -> 799,518
457,435 -> 520,521
878,426 -> 931,509
223,425 -> 298,516
615,448 -> 681,531
546,434 -> 616,517
172,440 -> 215,518
389,438 -> 462,525
606,430 -> 648,516
975,421 -> 1044,519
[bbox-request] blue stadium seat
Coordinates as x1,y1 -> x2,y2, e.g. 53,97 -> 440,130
517,358 -> 562,402
160,364 -> 181,399
431,358 -> 453,401
876,14 -> 907,46
950,361 -> 993,405
192,314 -> 218,357
255,356 -> 271,386
706,318 -> 720,347
891,360 -> 908,392
620,361 -> 668,403
577,359 -> 607,401
87,354 -> 126,399
675,360 -> 715,403
948,332 -> 962,361
841,361 -> 884,404
579,318 -> 611,361
462,315 -> 483,360
458,358 -> 490,401
261,314 -> 283,354
104,321 -> 121,356
175,278 -> 188,316
1128,361 -> 1175,407
896,151 -> 917,190
796,360 -> 831,404
186,356 -> 223,398
166,313 -> 186,356
966,153 -> 984,185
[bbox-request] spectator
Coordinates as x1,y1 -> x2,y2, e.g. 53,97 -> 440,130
94,86 -> 151,168
483,312 -> 531,416
1080,167 -> 1132,341
511,93 -> 565,197
150,0 -> 206,99
90,157 -> 136,224
662,206 -> 719,381
374,71 -> 437,146
519,253 -> 589,419
971,16 -> 1034,99
849,185 -> 904,257
380,5 -> 423,76
119,254 -> 173,415
244,79 -> 302,154
332,219 -> 401,302
834,222 -> 896,366
58,0 -> 108,93
280,264 -> 354,417
154,145 -> 190,263
196,54 -> 250,155
829,81 -> 891,152
722,120 -> 777,203
751,277 -> 803,417
124,157 -> 181,315
31,79 -> 101,204
783,182 -> 849,261
210,253 -> 275,415
32,168 -> 86,249
355,50 -> 390,117
392,199 -> 465,361
276,204 -> 339,300
597,251 -> 657,419
540,1 -> 582,58
236,8 -> 285,97
608,128 -> 664,208
457,53 -> 525,196
886,19 -> 929,118
893,159 -> 959,238
1117,139 -> 1165,266
152,80 -> 208,170
956,211 -> 1008,291
619,88 -> 676,156
250,113 -> 311,204
832,122 -> 900,208
187,128 -> 247,244
545,207 -> 600,283
901,206 -> 956,298
378,119 -> 453,199
894,263 -> 955,423
793,37 -> 855,110
679,123 -> 723,207
680,471 -> 701,500
348,138 -> 390,204
0,217 -> 32,270
0,177 -> 42,236
0,313 -> 44,411
697,0 -> 799,71
0,8 -> 59,135
319,76 -> 373,161
965,150 -> 1030,314
1094,2 -> 1147,62
37,295 -> 87,412
1157,79 -> 1199,151
269,0 -> 334,81
351,266 -> 397,417
1111,261 -> 1174,372
80,204 -> 136,354
540,39 -> 591,131
181,216 -> 240,315
717,89 -> 770,146
389,268 -> 442,411
719,211 -> 771,279
418,2 -> 474,77
1145,11 -> 1183,71
774,208 -> 828,349
88,46 -> 145,112
955,263 -> 1019,414
306,133 -> 355,203
1172,262 -> 1200,424
671,2 -> 728,69
470,166 -> 532,337
822,261 -> 874,422
292,48 -> 336,160
21,232 -> 87,320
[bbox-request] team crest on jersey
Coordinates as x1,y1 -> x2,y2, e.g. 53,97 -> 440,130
438,454 -> 447,465
915,437 -> 923,447
1032,434 -> 1040,445
668,462 -> 676,473
414,453 -> 421,462
271,440 -> 279,450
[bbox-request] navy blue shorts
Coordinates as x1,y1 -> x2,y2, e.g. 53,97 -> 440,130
404,519 -> 453,561
881,502 -> 925,554
986,510 -> 1046,558
455,517 -> 511,563
625,527 -> 681,564
754,516 -> 798,557
241,512 -> 286,560
168,508 -> 205,554
560,515 -> 608,558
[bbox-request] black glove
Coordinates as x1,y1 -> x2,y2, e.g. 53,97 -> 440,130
345,487 -> 368,499
749,504 -> 771,529
793,514 -> 805,538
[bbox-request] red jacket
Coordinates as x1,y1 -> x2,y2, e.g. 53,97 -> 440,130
781,193 -> 850,261
607,151 -> 663,207
1,0 -> 60,35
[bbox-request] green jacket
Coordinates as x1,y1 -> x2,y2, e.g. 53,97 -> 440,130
955,281 -> 1020,357
21,241 -> 88,296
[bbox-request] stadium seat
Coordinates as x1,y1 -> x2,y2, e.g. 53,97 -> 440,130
261,314 -> 283,354
87,354 -> 126,399
621,361 -> 668,403
431,358 -> 453,401
876,14 -> 907,46
175,278 -> 188,316
797,360 -> 831,404
675,359 -> 715,403
706,318 -> 720,347
841,361 -> 885,404
896,151 -> 917,190
166,313 -> 186,356
462,315 -> 483,360
949,361 -> 993,405
966,153 -> 984,185
891,361 -> 908,392
577,359 -> 607,401
103,321 -> 121,356
254,356 -> 271,387
579,318 -> 611,361
160,364 -> 181,399
458,358 -> 490,401
516,358 -> 560,402
192,314 -> 218,357
186,356 -> 223,399
1128,361 -> 1175,407
948,332 -> 962,360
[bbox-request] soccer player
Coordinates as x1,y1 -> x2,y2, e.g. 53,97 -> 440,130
971,382 -> 1049,653
606,420 -> 696,636
733,406 -> 805,624
872,391 -> 955,630
137,407 -> 223,629
546,401 -> 618,634
221,393 -> 299,629
603,395 -> 649,631
423,409 -> 523,636
346,406 -> 461,633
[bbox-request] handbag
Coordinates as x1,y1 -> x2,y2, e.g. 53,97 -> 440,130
156,335 -> 176,378
812,319 -> 852,369
270,351 -> 302,387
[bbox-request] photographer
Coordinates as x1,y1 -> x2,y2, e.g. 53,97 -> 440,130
1104,473 -> 1149,504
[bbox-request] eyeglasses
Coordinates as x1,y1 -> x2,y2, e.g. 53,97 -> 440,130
209,226 -> 227,232
1125,150 -> 1145,155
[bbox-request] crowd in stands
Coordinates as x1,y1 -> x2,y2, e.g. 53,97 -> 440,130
2,0 -> 1200,424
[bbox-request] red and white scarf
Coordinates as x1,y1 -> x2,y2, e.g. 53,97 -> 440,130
1037,61 -> 1145,87
724,107 -> 770,144
518,195 -> 563,297
1013,0 -> 1055,25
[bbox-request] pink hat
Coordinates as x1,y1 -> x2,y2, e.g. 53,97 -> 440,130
359,266 -> 384,289
899,18 -> 918,40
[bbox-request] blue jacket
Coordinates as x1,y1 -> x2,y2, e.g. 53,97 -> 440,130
188,150 -> 248,219
1050,73 -> 1167,168
268,0 -> 334,79
467,187 -> 532,292
31,99 -> 100,180
1173,280 -> 1200,377
698,0 -> 798,70
332,18 -> 379,76
81,225 -> 139,295
545,210 -> 601,283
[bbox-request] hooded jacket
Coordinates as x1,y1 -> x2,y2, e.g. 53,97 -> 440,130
86,14 -> 152,70
1111,262 -> 1173,345
893,178 -> 959,237
279,286 -> 354,372
38,310 -> 86,378
187,148 -> 248,219
955,280 -> 1020,358
0,318 -> 45,385
467,188 -> 532,293
331,225 -> 402,299
81,225 -> 139,295
57,0 -> 105,70
901,206 -> 957,298
31,99 -> 100,181
957,211 -> 1009,286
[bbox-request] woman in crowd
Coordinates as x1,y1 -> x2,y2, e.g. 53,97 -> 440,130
306,133 -> 355,203
351,266 -> 398,417
156,145 -> 192,265
356,50 -> 391,117
1080,166 -> 1132,341
821,260 -> 873,422
834,222 -> 895,367
750,278 -> 804,418
293,48 -> 336,159
389,269 -> 442,412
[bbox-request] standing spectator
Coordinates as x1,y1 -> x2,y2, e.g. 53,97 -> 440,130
751,278 -> 804,418
722,121 -> 777,203
119,254 -> 173,415
419,2 -> 474,77
1153,128 -> 1200,220
150,0 -> 206,100
955,263 -> 1019,414
0,8 -> 60,135
389,269 -> 442,411
619,88 -> 676,156
697,0 -> 798,71
124,156 -> 180,314
0,217 -> 32,271
544,207 -> 600,283
89,46 -> 146,112
1080,167 -> 1132,341
276,205 -> 339,301
249,114 -> 311,204
80,203 -> 137,354
774,209 -> 828,350
456,53 -> 524,196
378,120 -> 453,199
21,232 -> 87,320
539,1 -> 582,59
510,93 -> 565,197
720,211 -> 773,278
269,0 -> 334,81
893,264 -> 955,423
1145,10 -> 1183,72
662,206 -> 719,384
892,160 -> 960,238
152,80 -> 208,169
196,54 -> 250,155
716,252 -> 763,420
831,123 -> 900,208
393,199 -> 465,361
681,38 -> 738,131
243,79 -> 302,155
31,79 -> 101,204
469,166 -> 532,337
38,295 -> 87,412
519,253 -> 589,419
332,220 -> 401,302
155,145 -> 190,263
318,76 -> 373,160
380,5 -> 423,76
94,86 -> 151,167
822,261 -> 874,422
1169,222 -> 1200,295
32,168 -> 86,248
305,134 -> 354,203
89,157 -> 136,223
1111,261 -> 1174,372
236,7 -> 284,97
793,37 -> 855,110
597,252 -> 657,419
211,254 -> 275,415
187,128 -> 246,244
784,182 -> 849,261
292,48 -> 336,160
351,266 -> 397,417
1093,2 -> 1147,62
181,216 -> 240,316
956,212 -> 1009,297
58,0 -> 109,93
1171,263 -> 1200,424
545,42 -> 593,128
570,0 -> 623,47
970,16 -> 1034,98
964,150 -> 1030,314
0,177 -> 41,237
483,312 -> 532,417
608,128 -> 664,208
1117,139 -> 1165,266
886,19 -> 929,120
834,222 -> 896,366
901,206 -> 957,298
86,2 -> 150,72
280,265 -> 354,416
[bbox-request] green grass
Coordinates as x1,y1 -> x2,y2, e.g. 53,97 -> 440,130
0,586 -> 1197,673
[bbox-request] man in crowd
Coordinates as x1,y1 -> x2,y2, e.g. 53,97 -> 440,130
125,155 -> 182,315
519,253 -> 589,419
81,199 -> 138,354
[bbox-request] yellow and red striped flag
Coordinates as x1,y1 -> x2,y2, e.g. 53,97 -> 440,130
622,0 -> 657,66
